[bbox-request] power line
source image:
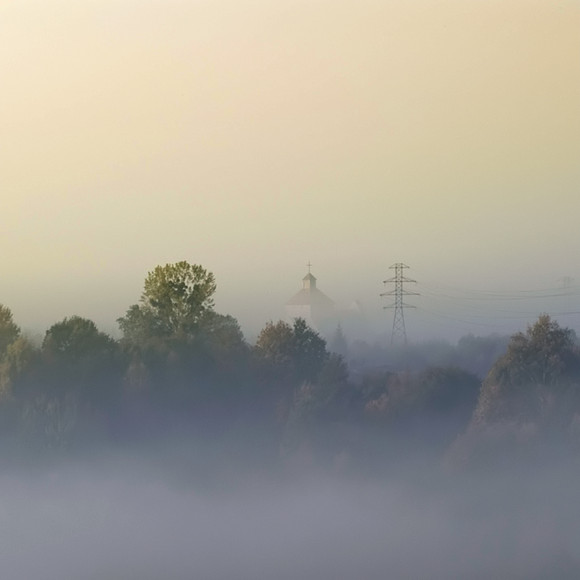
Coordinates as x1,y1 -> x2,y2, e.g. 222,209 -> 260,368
381,263 -> 419,345
418,281 -> 580,300
412,278 -> 580,337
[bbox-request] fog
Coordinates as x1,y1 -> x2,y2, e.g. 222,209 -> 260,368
2,0 -> 579,340
1,278 -> 579,578
2,455 -> 579,580
2,1 -> 579,574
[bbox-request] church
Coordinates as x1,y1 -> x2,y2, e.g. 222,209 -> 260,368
285,264 -> 367,340
285,265 -> 335,334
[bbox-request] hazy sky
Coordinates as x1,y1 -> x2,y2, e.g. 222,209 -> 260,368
2,0 -> 579,340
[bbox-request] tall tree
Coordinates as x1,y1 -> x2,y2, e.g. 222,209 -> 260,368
118,261 -> 216,344
117,262 -> 250,432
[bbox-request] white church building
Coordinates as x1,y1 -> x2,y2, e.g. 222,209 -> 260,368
285,266 -> 366,339
285,268 -> 335,333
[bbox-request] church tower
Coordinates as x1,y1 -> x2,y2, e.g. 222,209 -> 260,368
285,263 -> 335,333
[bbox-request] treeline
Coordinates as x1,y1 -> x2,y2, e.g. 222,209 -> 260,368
1,261 -> 580,478
344,332 -> 510,380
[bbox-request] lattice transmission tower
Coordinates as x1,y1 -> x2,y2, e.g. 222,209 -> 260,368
381,263 -> 419,345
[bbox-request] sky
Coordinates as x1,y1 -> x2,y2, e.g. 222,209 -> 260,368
1,0 -> 579,341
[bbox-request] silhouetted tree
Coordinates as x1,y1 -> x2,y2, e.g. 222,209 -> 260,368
355,365 -> 480,471
254,318 -> 328,387
0,336 -> 40,445
253,318 -> 331,455
0,337 -> 39,400
42,316 -> 120,402
0,316 -> 123,452
450,316 -> 580,468
473,315 -> 579,428
282,354 -> 353,464
0,305 -> 20,359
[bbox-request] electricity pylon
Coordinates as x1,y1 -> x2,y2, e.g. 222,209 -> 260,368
381,263 -> 419,345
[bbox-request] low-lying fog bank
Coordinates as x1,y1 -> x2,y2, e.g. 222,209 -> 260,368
1,296 -> 580,578
1,458 -> 579,580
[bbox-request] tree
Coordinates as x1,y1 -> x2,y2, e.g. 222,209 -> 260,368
417,366 -> 481,418
0,317 -> 123,452
43,316 -> 116,361
254,320 -> 295,369
118,262 -> 216,343
282,353 -> 352,466
361,367 -> 479,430
42,316 -> 121,407
472,315 -> 580,428
0,337 -> 40,443
253,318 -> 330,443
254,318 -> 329,386
449,316 -> 580,468
117,263 -> 252,436
291,318 -> 329,383
0,336 -> 39,399
329,324 -> 348,358
0,304 -> 20,359
199,312 -> 248,371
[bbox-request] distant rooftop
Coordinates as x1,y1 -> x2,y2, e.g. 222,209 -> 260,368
286,269 -> 334,307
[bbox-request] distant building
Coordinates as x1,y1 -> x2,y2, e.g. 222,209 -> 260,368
285,265 -> 368,341
285,268 -> 335,334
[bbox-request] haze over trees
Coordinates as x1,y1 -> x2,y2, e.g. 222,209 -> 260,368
0,261 -> 578,479
451,315 -> 580,468
3,261 -> 580,578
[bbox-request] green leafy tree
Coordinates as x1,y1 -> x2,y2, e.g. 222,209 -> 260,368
0,337 -> 40,443
0,317 -> 122,452
254,318 -> 328,387
118,262 -> 216,344
42,316 -> 121,407
0,308 -> 37,445
254,318 -> 330,452
449,316 -> 580,468
43,316 -> 116,360
0,337 -> 39,399
0,305 -> 21,359
292,318 -> 329,382
472,315 -> 580,427
254,320 -> 294,360
117,263 -> 250,436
